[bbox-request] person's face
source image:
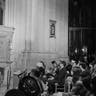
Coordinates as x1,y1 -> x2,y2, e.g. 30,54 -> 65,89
60,63 -> 64,69
53,63 -> 57,67
71,60 -> 75,64
75,48 -> 78,53
71,60 -> 76,67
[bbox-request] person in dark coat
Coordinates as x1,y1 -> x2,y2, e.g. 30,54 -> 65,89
80,62 -> 91,91
47,60 -> 67,94
55,60 -> 67,84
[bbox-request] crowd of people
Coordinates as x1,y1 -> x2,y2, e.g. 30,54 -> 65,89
5,47 -> 96,96
44,57 -> 96,96
22,58 -> 96,96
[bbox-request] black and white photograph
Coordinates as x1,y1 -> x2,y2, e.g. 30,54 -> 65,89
49,20 -> 56,38
0,0 -> 96,96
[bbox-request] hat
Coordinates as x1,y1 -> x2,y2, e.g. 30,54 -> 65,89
36,62 -> 44,68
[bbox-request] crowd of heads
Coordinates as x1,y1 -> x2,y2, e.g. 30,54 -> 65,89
5,55 -> 96,96
44,56 -> 96,96
68,53 -> 96,96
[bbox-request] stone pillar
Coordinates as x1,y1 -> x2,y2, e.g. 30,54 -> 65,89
0,26 -> 14,89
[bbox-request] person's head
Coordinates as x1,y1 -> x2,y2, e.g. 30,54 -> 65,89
66,64 -> 72,72
31,69 -> 40,77
71,59 -> 76,65
47,67 -> 53,73
59,60 -> 66,69
60,60 -> 66,66
40,61 -> 46,69
75,48 -> 78,53
36,61 -> 45,69
51,60 -> 57,67
82,46 -> 87,52
79,62 -> 86,71
36,61 -> 46,76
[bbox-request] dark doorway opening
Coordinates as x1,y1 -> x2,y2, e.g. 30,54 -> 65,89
68,0 -> 96,59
